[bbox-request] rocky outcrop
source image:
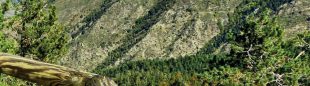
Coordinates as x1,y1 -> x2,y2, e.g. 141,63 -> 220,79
277,0 -> 310,39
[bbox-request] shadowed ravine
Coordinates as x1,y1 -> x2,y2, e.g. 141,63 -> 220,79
164,19 -> 197,57
94,0 -> 177,69
70,0 -> 120,39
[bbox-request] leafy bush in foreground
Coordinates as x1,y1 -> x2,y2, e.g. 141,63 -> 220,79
0,0 -> 68,85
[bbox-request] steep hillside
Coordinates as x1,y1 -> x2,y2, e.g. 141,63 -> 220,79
278,0 -> 310,38
1,0 -> 309,85
55,0 -> 243,71
55,0 -> 309,72
54,0 -> 310,82
0,0 -> 308,85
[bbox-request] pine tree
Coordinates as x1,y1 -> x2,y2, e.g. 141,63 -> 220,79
226,2 -> 284,70
0,0 -> 19,54
17,0 -> 69,62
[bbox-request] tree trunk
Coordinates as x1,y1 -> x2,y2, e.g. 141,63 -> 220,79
0,53 -> 117,86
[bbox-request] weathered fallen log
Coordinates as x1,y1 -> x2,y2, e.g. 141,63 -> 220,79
0,53 -> 117,86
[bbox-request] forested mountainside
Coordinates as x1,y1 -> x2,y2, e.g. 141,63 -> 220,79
55,0 -> 309,71
0,0 -> 309,85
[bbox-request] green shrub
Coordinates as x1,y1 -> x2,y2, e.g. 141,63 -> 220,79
0,0 -> 69,84
17,0 -> 69,62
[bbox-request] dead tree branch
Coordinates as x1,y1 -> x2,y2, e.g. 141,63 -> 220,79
0,53 -> 117,86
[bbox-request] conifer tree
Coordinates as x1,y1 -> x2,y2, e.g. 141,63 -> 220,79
17,0 -> 68,62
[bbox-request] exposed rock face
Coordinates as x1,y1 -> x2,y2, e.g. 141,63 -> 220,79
278,0 -> 310,39
54,0 -> 309,71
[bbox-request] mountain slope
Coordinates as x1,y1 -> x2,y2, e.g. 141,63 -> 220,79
55,0 -> 309,72
55,0 -> 242,71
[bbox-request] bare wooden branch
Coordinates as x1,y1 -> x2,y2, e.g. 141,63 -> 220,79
295,51 -> 305,60
0,53 -> 117,86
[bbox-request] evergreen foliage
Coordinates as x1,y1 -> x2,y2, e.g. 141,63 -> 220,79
0,0 -> 18,54
17,0 -> 69,62
0,0 -> 69,85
